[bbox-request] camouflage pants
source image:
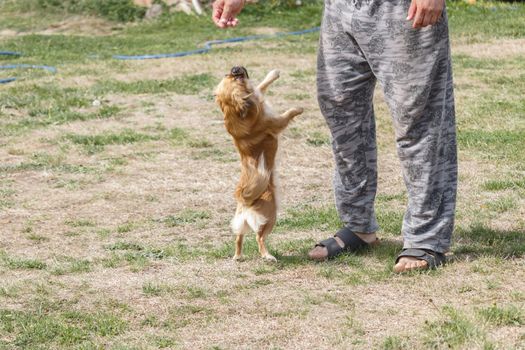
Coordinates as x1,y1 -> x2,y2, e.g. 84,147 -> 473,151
317,0 -> 457,252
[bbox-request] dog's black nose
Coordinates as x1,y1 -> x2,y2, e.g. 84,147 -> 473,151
230,66 -> 248,79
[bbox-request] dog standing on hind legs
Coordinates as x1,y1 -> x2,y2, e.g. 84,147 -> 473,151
215,67 -> 303,261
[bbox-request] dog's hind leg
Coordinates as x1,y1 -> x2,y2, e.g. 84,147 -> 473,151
234,233 -> 245,261
231,206 -> 250,261
256,220 -> 277,262
257,69 -> 280,94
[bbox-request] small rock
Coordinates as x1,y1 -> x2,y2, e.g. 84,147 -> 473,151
92,99 -> 101,107
145,4 -> 163,19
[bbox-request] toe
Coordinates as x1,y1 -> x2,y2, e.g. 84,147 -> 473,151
393,257 -> 429,273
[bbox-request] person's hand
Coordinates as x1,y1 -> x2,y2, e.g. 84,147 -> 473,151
407,0 -> 445,29
212,0 -> 245,28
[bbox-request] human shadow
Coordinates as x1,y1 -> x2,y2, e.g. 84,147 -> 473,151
453,224 -> 525,259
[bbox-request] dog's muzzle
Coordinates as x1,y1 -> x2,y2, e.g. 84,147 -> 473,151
230,66 -> 249,79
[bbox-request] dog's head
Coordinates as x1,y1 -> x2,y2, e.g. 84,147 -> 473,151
215,66 -> 258,121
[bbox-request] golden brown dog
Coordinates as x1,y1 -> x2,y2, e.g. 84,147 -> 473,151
215,67 -> 303,261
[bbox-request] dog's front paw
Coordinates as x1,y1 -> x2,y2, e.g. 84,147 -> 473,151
267,69 -> 280,81
262,254 -> 277,262
289,107 -> 304,118
232,255 -> 243,262
294,107 -> 304,115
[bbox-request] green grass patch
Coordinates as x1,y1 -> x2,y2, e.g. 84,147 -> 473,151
164,304 -> 217,330
93,73 -> 215,95
36,0 -> 146,22
142,282 -> 167,297
306,131 -> 330,147
65,218 -> 96,227
482,178 -> 525,191
485,196 -> 517,213
478,304 -> 524,326
27,233 -> 50,243
106,241 -> 144,251
191,148 -> 237,162
167,127 -> 189,144
275,205 -> 340,232
447,1 -> 525,42
0,186 -> 15,209
65,129 -> 159,153
0,285 -> 19,298
0,85 -> 121,136
163,209 -> 211,227
0,307 -> 127,348
423,306 -> 488,349
103,241 -> 205,269
0,252 -> 47,270
458,129 -> 525,163
0,153 -> 95,174
382,335 -> 406,350
50,258 -> 92,275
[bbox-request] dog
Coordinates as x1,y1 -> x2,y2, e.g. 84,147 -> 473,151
215,67 -> 303,261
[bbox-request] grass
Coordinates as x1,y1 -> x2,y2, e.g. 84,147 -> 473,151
0,308 -> 127,347
163,209 -> 211,227
482,178 -> 525,191
275,205 -> 341,232
454,224 -> 525,258
93,73 -> 216,95
0,84 -> 121,136
65,129 -> 159,153
424,306 -> 489,349
0,153 -> 88,174
458,129 -> 525,163
0,0 -> 524,349
0,252 -> 47,270
478,304 -> 524,326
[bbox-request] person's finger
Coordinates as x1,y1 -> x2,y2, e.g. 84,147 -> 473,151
407,0 -> 417,20
219,3 -> 236,26
421,10 -> 432,27
412,6 -> 425,28
212,1 -> 224,24
428,12 -> 439,26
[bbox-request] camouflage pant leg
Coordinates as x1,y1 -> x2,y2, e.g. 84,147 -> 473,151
317,0 -> 457,252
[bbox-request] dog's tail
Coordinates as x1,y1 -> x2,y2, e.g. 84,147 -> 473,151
237,153 -> 270,206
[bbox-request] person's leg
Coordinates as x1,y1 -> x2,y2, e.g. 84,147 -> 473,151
350,0 -> 457,271
309,0 -> 379,260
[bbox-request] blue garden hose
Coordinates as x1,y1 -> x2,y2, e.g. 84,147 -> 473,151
113,26 -> 320,60
1,26 -> 319,83
0,51 -> 57,84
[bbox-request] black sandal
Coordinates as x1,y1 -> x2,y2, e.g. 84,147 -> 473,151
311,227 -> 375,260
395,248 -> 447,270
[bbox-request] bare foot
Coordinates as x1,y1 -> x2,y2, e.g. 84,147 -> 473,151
308,232 -> 377,261
393,256 -> 429,273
